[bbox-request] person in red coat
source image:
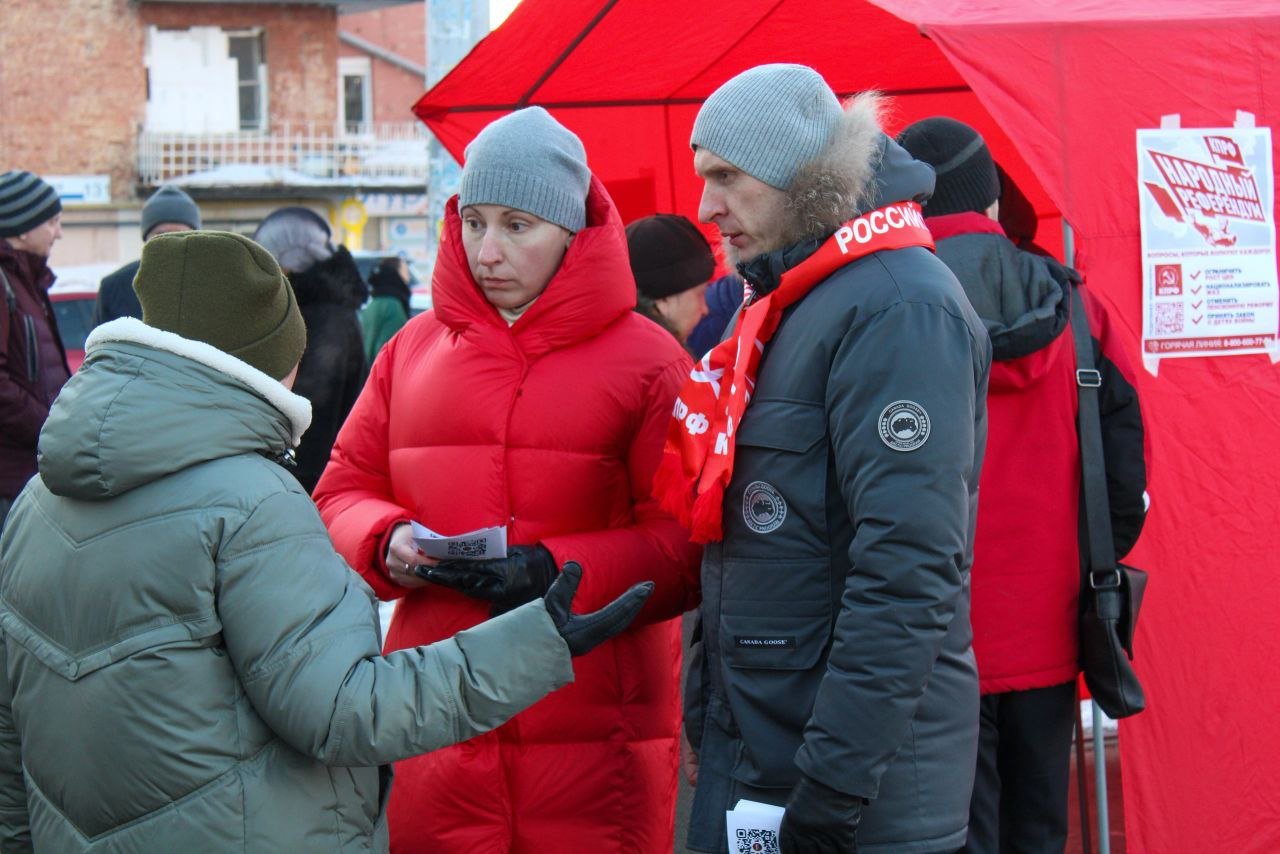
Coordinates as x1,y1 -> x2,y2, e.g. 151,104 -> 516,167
898,118 -> 1148,853
314,107 -> 702,853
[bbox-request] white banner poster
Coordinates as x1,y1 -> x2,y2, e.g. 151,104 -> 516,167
1137,123 -> 1277,367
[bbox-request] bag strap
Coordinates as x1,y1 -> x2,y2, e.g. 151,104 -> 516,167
1069,286 -> 1120,589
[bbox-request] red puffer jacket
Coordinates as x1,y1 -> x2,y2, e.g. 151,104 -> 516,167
315,178 -> 701,853
930,213 -> 1147,696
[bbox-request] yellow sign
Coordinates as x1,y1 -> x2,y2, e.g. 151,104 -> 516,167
336,197 -> 368,249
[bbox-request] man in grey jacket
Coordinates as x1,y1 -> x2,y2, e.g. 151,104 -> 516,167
0,230 -> 651,852
661,64 -> 991,853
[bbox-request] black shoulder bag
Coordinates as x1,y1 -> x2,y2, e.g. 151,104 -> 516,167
1070,285 -> 1148,719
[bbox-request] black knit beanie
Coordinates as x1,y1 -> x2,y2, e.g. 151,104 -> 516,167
896,117 -> 1000,217
626,214 -> 715,300
0,171 -> 62,238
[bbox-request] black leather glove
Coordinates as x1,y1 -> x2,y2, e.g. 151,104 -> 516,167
779,774 -> 865,854
543,561 -> 653,657
420,544 -> 558,614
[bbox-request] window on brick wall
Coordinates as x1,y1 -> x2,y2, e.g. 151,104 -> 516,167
228,31 -> 267,132
339,57 -> 372,134
144,26 -> 266,133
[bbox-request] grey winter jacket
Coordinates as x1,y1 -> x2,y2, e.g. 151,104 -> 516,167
687,108 -> 990,852
0,319 -> 573,852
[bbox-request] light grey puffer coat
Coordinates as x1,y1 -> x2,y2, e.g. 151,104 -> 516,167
0,319 -> 574,852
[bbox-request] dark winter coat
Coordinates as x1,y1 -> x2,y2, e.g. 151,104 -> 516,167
687,101 -> 989,853
289,245 -> 369,492
686,273 -> 744,356
0,242 -> 68,503
929,212 -> 1147,695
92,259 -> 142,326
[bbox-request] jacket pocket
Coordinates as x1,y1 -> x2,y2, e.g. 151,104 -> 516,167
734,399 -> 826,453
719,610 -> 831,789
727,400 -> 828,548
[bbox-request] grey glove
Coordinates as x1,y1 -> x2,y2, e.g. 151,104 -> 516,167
779,774 -> 865,854
543,561 -> 652,657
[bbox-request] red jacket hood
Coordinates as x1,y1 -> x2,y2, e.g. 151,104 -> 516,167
432,176 -> 636,361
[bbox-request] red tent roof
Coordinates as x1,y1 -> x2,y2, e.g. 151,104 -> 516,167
414,0 -> 1061,252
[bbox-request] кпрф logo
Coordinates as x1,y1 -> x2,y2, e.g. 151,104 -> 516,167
878,400 -> 930,452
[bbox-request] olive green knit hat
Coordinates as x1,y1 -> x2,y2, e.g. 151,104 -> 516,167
134,231 -> 306,380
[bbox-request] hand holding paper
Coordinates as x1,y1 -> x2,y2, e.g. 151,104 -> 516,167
421,543 -> 558,615
410,520 -> 507,561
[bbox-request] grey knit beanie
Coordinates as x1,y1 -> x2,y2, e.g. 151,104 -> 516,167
896,117 -> 1000,217
141,185 -> 202,239
0,170 -> 62,238
691,64 -> 844,191
458,107 -> 590,233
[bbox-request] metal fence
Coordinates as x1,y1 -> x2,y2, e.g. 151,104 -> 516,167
137,122 -> 430,186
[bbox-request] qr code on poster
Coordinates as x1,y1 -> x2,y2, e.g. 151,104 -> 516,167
1152,302 -> 1184,335
735,828 -> 780,854
445,538 -> 487,559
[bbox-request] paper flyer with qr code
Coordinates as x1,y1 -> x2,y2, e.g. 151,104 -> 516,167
411,521 -> 507,561
1137,123 -> 1277,369
726,799 -> 784,854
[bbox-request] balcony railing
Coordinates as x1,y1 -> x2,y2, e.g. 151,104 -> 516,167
137,122 -> 430,188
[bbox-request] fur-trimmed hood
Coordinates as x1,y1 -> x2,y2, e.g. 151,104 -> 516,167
740,92 -> 936,293
37,319 -> 311,500
784,92 -> 935,243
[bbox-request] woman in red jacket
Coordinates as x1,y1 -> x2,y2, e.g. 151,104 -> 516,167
314,107 -> 701,853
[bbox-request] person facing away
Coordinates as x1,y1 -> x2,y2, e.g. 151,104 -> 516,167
0,229 -> 652,853
92,184 -> 202,326
313,106 -> 703,853
897,116 -> 1148,854
253,207 -> 368,493
361,255 -> 412,363
0,170 -> 69,535
685,271 -> 745,357
626,213 -> 715,349
655,64 -> 991,854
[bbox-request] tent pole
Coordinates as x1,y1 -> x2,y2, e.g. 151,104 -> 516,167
1075,690 -> 1093,854
1092,702 -> 1111,854
1064,219 -> 1112,854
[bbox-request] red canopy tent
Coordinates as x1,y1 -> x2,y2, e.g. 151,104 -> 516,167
414,2 -> 1280,850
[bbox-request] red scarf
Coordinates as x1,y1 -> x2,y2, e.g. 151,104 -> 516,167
654,202 -> 934,543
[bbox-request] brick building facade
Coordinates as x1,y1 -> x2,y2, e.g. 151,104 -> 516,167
1,1 -> 340,204
0,0 -> 425,269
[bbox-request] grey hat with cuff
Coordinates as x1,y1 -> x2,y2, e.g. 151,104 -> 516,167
458,107 -> 591,233
690,64 -> 844,191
